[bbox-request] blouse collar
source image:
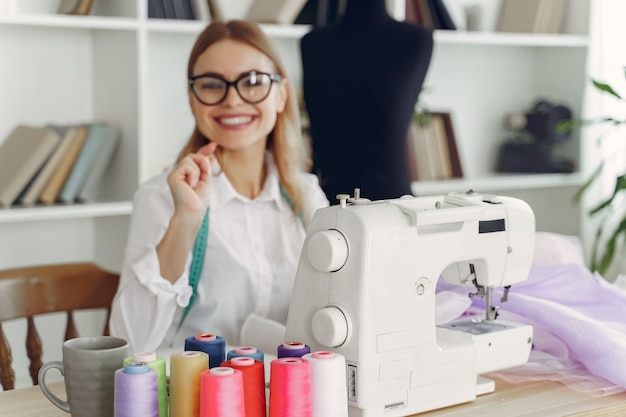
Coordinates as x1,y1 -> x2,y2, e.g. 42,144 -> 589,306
209,152 -> 287,212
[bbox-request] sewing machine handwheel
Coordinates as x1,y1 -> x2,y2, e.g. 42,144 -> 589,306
311,306 -> 349,347
307,230 -> 348,272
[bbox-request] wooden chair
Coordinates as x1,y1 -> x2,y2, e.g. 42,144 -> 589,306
0,263 -> 120,391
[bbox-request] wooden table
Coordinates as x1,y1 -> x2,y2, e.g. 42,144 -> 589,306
2,377 -> 625,416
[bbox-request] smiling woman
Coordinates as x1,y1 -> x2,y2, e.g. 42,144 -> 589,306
109,20 -> 329,354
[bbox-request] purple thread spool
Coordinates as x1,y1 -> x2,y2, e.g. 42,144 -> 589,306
277,341 -> 311,358
114,362 -> 159,417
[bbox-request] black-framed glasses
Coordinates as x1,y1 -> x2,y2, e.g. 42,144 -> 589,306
189,71 -> 283,106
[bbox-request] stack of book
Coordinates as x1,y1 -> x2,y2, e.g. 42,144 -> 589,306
151,0 -> 309,24
0,123 -> 120,208
405,0 -> 457,30
149,0 -> 210,20
497,0 -> 567,34
406,112 -> 463,181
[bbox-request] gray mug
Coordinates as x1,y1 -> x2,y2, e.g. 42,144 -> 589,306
39,336 -> 129,417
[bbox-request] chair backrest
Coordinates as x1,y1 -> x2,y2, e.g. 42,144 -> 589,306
0,263 -> 120,391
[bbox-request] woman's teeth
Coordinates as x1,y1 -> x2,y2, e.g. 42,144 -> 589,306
220,116 -> 252,125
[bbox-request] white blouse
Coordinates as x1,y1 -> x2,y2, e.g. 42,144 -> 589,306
109,155 -> 329,353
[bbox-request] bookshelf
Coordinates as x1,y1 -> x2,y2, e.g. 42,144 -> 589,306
0,0 -> 600,272
411,0 -> 596,237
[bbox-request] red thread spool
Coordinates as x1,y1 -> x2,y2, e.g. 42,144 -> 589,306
269,357 -> 312,417
200,367 -> 245,417
221,357 -> 266,417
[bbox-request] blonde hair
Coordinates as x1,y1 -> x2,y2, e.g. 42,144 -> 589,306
178,20 -> 311,213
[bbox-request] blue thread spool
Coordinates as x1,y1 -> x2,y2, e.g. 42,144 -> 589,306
227,346 -> 265,362
185,333 -> 226,368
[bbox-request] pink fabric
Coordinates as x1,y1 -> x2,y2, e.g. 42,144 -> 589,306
437,263 -> 626,396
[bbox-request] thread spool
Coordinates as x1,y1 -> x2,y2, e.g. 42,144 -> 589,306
277,341 -> 311,358
124,352 -> 167,417
170,351 -> 209,417
200,367 -> 245,417
114,362 -> 159,417
185,333 -> 226,368
303,351 -> 349,417
227,346 -> 265,362
221,357 -> 266,417
269,357 -> 312,417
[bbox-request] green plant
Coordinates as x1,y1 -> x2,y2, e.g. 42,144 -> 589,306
565,68 -> 626,274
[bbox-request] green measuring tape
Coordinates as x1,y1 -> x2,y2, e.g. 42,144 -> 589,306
177,184 -> 299,330
177,209 -> 209,331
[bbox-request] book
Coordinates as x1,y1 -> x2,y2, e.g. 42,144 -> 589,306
430,113 -> 453,178
405,0 -> 421,24
57,0 -> 94,15
58,124 -> 117,205
440,0 -> 466,30
415,0 -> 434,29
246,0 -> 307,24
209,0 -> 254,21
408,118 -> 439,181
39,125 -> 88,205
148,0 -> 167,18
440,112 -> 463,178
405,124 -> 420,181
497,0 -> 566,34
430,0 -> 456,30
161,0 -> 177,19
407,112 -> 462,181
172,0 -> 195,19
18,125 -> 76,207
0,125 -> 60,208
534,0 -> 567,33
191,0 -> 211,20
76,125 -> 120,203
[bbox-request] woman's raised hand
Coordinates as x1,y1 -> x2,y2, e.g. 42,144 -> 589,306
167,142 -> 218,226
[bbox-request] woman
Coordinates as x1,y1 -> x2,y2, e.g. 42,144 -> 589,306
110,20 -> 329,353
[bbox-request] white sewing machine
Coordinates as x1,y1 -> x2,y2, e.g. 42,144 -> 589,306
285,189 -> 535,416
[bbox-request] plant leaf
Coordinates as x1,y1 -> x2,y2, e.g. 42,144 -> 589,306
573,162 -> 603,203
590,217 -> 606,272
589,174 -> 626,216
592,79 -> 622,99
596,216 -> 626,275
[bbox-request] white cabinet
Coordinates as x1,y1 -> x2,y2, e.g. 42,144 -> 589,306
0,0 -> 597,271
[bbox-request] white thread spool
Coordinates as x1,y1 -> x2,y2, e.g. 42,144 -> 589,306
303,351 -> 349,417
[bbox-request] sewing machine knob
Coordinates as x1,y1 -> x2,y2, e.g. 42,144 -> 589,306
311,306 -> 350,347
307,230 -> 348,272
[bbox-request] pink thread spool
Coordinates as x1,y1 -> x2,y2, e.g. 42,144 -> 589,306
269,357 -> 312,417
200,367 -> 245,417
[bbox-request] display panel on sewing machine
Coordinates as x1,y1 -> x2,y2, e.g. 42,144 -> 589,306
285,189 -> 535,417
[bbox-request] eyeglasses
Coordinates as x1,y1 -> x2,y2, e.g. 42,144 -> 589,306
189,71 -> 283,106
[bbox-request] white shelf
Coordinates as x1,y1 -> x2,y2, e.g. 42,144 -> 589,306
434,30 -> 589,48
0,201 -> 133,224
0,14 -> 138,30
144,19 -> 311,38
412,173 -> 584,196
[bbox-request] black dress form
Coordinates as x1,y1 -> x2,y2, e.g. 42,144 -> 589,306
301,0 -> 433,202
